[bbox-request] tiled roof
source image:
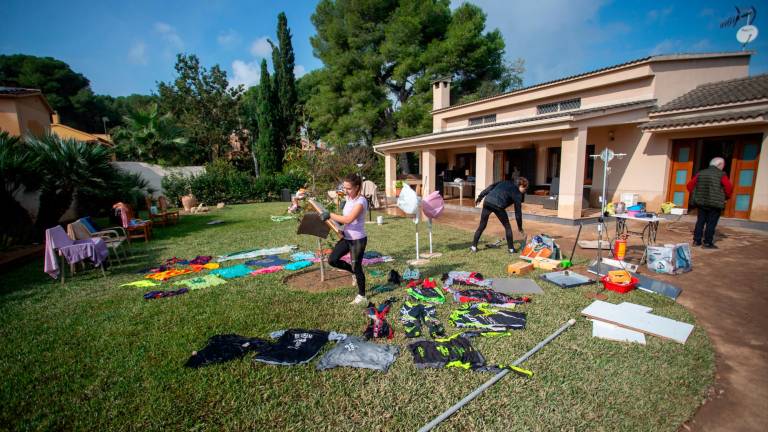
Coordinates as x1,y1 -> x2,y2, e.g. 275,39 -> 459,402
376,99 -> 656,147
651,74 -> 768,113
0,86 -> 41,96
640,108 -> 768,130
433,52 -> 751,113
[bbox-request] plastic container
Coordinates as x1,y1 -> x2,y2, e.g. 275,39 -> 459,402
600,275 -> 638,293
626,210 -> 641,217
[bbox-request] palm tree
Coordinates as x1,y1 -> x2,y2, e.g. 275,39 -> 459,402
0,131 -> 37,245
112,103 -> 188,164
27,134 -> 116,235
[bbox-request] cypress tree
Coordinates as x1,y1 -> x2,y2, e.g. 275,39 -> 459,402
256,59 -> 280,175
272,12 -> 298,150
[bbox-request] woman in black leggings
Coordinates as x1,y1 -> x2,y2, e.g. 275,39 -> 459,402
471,177 -> 528,254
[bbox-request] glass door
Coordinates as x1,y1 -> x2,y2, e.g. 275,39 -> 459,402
727,136 -> 761,219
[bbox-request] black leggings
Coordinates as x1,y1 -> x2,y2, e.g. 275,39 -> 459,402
328,237 -> 367,296
472,205 -> 514,250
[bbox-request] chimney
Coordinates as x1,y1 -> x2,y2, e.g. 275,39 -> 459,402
52,112 -> 60,124
432,76 -> 451,110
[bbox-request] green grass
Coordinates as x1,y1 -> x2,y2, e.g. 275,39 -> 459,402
0,203 -> 713,431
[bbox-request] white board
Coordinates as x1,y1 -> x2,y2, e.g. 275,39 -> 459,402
591,320 -> 646,344
581,300 -> 694,344
616,302 -> 652,314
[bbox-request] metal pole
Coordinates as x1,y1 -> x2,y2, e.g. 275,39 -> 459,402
317,238 -> 325,282
417,318 -> 577,432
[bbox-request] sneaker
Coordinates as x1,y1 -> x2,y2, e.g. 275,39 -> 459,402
508,248 -> 517,254
350,294 -> 367,305
703,243 -> 718,249
470,246 -> 478,253
692,241 -> 702,246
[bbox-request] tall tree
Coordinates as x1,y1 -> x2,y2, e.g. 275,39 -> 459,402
306,0 -> 523,147
270,12 -> 300,151
255,60 -> 280,175
111,103 -> 188,165
158,54 -> 243,163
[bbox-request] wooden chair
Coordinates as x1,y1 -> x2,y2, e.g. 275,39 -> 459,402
157,196 -> 179,225
114,202 -> 153,242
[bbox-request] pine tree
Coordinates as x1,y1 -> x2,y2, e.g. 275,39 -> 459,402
256,59 -> 281,175
271,12 -> 299,150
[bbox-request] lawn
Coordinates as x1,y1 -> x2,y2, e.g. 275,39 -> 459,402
0,203 -> 713,431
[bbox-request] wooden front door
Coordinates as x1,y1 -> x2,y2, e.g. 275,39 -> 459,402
726,136 -> 762,218
667,139 -> 696,208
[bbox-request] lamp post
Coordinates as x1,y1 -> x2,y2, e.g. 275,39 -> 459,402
101,117 -> 110,136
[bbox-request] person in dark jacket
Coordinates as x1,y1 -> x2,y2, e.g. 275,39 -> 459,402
686,157 -> 733,249
470,177 -> 529,254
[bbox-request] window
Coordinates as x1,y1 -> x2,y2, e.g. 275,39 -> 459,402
537,98 -> 581,115
468,114 -> 496,126
547,147 -> 561,183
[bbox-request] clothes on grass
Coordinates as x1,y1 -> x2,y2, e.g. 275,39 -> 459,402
120,280 -> 160,288
137,265 -> 170,274
363,251 -> 382,259
316,336 -> 399,372
363,298 -> 396,340
291,251 -> 316,261
450,289 -> 530,308
329,236 -> 368,296
176,274 -> 228,290
210,264 -> 253,279
442,271 -> 492,289
44,226 -> 109,279
408,334 -> 487,370
406,279 -> 446,304
163,257 -> 188,266
216,245 -> 297,263
253,329 -> 346,366
388,270 -> 402,285
245,256 -> 290,268
189,263 -> 220,272
144,288 -> 189,299
185,334 -> 271,368
341,255 -> 392,266
342,195 -> 368,240
251,265 -> 283,275
371,283 -> 396,294
449,303 -> 527,333
145,268 -> 194,281
271,215 -> 296,222
399,301 -> 445,339
188,256 -> 212,265
284,260 -> 313,271
402,267 -> 420,281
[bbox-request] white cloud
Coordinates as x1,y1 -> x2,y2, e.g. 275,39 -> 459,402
217,29 -> 240,47
154,22 -> 184,49
230,59 -> 261,88
128,41 -> 147,65
250,37 -> 272,57
646,7 -> 673,24
294,64 -> 307,77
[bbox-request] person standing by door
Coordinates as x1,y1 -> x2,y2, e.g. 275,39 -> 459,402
470,177 -> 528,254
687,157 -> 733,248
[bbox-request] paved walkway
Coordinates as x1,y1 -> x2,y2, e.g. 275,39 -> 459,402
426,209 -> 768,432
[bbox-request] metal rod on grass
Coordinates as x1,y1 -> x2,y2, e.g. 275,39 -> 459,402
417,318 -> 577,432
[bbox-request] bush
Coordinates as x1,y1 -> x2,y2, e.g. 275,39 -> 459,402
77,169 -> 153,217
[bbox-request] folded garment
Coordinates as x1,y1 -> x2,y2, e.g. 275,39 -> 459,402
145,268 -> 194,281
251,265 -> 283,275
176,274 -> 228,290
211,264 -> 253,279
217,245 -> 297,263
144,288 -> 189,300
185,334 -> 271,368
120,280 -> 160,288
284,260 -> 313,271
244,256 -> 290,268
290,251 -> 316,261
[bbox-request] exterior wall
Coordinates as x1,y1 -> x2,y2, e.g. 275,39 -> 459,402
113,162 -> 205,197
752,129 -> 768,221
15,97 -> 51,136
0,99 -> 21,135
651,57 -> 750,106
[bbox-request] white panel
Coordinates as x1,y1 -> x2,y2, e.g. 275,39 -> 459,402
581,300 -> 694,344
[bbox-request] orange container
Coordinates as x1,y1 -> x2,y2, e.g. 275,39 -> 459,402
613,238 -> 627,260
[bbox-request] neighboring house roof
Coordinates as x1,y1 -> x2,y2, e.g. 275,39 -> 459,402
650,73 -> 768,113
433,51 -> 752,114
51,123 -> 114,146
640,108 -> 768,130
0,86 -> 55,114
376,99 -> 656,149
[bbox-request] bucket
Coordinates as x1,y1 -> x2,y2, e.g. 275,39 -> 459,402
377,215 -> 384,225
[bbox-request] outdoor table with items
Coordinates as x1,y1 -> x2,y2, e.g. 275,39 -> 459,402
612,213 -> 662,263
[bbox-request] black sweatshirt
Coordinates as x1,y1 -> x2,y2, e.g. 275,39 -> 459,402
476,180 -> 525,230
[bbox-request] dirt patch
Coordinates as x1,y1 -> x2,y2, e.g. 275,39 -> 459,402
284,267 -> 354,293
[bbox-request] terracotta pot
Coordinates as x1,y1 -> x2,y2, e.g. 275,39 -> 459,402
181,195 -> 198,211
395,188 -> 402,197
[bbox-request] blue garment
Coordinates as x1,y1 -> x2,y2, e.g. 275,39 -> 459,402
211,264 -> 253,279
284,260 -> 313,271
245,256 -> 289,268
290,252 -> 316,261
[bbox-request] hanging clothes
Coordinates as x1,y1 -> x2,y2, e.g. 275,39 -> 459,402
316,336 -> 398,372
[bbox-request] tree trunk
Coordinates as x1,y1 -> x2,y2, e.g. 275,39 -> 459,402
252,150 -> 260,177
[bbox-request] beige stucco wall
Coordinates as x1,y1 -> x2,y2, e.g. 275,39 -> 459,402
15,97 -> 51,136
651,57 -> 750,106
0,99 -> 22,135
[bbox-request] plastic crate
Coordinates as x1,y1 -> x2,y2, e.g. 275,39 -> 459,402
600,275 -> 638,294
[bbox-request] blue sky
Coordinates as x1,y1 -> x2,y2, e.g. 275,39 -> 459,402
1,0 -> 766,96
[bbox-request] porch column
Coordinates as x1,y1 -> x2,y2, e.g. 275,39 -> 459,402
421,149 -> 436,195
384,153 -> 397,197
475,144 -> 494,205
557,127 -> 588,219
751,130 -> 768,221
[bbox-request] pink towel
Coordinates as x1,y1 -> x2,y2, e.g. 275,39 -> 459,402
251,265 -> 283,275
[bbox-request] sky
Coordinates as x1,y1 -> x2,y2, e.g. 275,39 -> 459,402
1,0 -> 766,97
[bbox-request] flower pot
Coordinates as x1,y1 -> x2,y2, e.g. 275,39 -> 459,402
181,195 -> 198,211
395,188 -> 402,197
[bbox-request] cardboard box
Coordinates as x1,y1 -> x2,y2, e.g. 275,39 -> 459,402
507,261 -> 534,275
532,257 -> 561,270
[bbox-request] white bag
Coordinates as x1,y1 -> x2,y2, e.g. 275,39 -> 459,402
397,183 -> 419,215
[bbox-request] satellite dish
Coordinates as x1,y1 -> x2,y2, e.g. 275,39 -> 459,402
737,25 -> 759,44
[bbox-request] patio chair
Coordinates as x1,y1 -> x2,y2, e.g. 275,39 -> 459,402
113,202 -> 153,243
44,225 -> 108,284
67,220 -> 128,264
157,196 -> 179,225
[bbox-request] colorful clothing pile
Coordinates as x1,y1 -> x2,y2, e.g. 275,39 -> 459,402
217,245 -> 297,263
442,271 -> 493,289
284,260 -> 313,271
449,303 -> 527,334
144,288 -> 189,300
451,289 -> 530,308
341,254 -> 393,266
406,278 -> 446,304
251,266 -> 283,275
189,263 -> 220,272
290,251 -> 316,261
245,256 -> 289,268
363,298 -> 396,340
211,264 -> 253,279
145,268 -> 194,281
399,301 -> 445,338
188,256 -> 213,265
176,274 -> 228,290
120,280 -> 160,288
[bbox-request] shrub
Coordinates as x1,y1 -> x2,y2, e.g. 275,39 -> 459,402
77,168 -> 153,218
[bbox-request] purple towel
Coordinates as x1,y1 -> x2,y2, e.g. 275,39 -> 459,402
44,226 -> 109,279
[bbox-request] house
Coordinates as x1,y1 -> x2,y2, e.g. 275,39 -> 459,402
374,52 -> 768,222
0,86 -> 54,136
50,113 -> 115,154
